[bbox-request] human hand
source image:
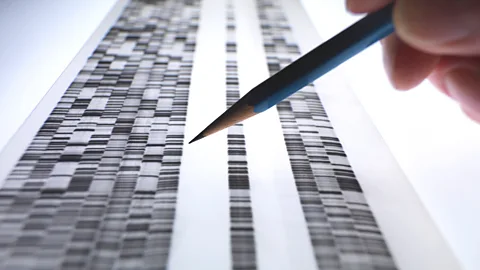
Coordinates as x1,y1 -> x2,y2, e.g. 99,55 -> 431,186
346,0 -> 480,122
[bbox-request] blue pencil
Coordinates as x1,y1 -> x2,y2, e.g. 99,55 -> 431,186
190,3 -> 395,144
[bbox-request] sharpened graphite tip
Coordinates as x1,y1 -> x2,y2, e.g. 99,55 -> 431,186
188,133 -> 205,144
187,98 -> 257,145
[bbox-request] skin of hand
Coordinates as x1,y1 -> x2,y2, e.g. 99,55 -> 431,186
346,0 -> 480,122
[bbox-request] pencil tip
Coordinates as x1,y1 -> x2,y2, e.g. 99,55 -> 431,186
188,100 -> 257,145
188,133 -> 204,144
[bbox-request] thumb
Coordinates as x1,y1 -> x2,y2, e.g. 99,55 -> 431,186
393,0 -> 480,56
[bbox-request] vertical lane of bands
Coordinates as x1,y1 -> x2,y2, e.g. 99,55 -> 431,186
167,0 -> 231,269
235,0 -> 318,270
226,1 -> 258,269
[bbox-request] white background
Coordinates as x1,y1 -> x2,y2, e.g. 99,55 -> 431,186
0,0 -> 478,269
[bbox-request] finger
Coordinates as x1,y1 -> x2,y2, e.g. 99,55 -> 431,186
394,0 -> 480,56
382,34 -> 440,90
428,67 -> 449,98
443,59 -> 480,113
346,0 -> 392,14
462,105 -> 480,123
430,58 -> 480,124
443,58 -> 480,114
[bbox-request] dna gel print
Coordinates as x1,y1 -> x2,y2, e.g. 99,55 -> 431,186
226,1 -> 257,269
255,0 -> 398,269
0,0 -> 401,269
0,0 -> 200,269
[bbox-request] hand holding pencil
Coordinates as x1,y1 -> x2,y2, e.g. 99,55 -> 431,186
347,0 -> 480,122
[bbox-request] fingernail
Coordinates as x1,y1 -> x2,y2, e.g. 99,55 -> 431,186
444,66 -> 480,106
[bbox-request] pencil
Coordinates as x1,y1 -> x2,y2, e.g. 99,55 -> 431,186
189,3 -> 395,144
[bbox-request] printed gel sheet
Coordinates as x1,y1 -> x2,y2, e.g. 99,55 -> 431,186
0,0 -> 397,269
